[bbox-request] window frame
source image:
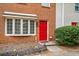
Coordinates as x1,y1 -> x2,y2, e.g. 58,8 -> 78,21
5,18 -> 36,36
41,3 -> 50,7
6,19 -> 13,34
75,3 -> 79,12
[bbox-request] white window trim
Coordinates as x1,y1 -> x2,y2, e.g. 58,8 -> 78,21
41,3 -> 50,7
5,18 -> 36,36
4,11 -> 37,17
3,11 -> 38,20
21,19 -> 23,34
74,3 -> 79,13
5,18 -> 7,35
13,18 -> 15,35
28,20 -> 30,35
3,15 -> 38,20
34,20 -> 36,35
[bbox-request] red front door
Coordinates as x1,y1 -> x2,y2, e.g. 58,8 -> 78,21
39,21 -> 47,42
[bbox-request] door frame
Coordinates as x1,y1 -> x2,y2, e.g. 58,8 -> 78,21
38,20 -> 49,42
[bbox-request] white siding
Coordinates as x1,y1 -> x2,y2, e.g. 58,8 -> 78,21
64,3 -> 79,25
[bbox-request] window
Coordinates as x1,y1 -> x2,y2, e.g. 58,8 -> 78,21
41,3 -> 50,7
23,20 -> 28,34
15,19 -> 21,34
30,20 -> 35,34
6,19 -> 36,36
75,3 -> 79,11
7,19 -> 13,34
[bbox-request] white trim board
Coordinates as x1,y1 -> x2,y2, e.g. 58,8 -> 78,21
3,11 -> 38,19
3,15 -> 38,19
4,11 -> 37,17
56,3 -> 64,28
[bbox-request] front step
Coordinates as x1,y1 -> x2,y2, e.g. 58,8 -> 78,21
39,41 -> 56,46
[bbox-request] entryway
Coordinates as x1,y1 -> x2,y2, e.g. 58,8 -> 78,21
39,20 -> 48,42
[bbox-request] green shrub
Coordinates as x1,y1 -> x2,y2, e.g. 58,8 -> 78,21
55,26 -> 79,46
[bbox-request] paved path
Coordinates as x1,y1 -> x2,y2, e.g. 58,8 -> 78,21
46,46 -> 79,56
34,46 -> 79,56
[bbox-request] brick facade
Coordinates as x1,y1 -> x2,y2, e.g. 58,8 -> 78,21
0,3 -> 56,44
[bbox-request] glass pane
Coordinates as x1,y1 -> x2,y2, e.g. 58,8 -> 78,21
75,3 -> 79,6
41,3 -> 50,7
7,19 -> 13,34
30,20 -> 35,34
75,3 -> 79,11
75,6 -> 78,11
15,19 -> 21,34
23,20 -> 28,34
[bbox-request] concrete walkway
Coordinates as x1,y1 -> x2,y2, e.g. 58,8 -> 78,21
34,41 -> 79,56
46,46 -> 79,56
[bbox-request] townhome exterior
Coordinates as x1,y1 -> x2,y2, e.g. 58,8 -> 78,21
64,3 -> 79,26
0,3 -> 56,44
56,3 -> 79,28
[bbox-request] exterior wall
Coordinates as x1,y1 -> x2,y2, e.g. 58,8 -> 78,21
64,3 -> 79,26
0,3 -> 56,44
56,3 -> 64,28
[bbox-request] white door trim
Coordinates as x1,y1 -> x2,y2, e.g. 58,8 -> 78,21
47,21 -> 49,41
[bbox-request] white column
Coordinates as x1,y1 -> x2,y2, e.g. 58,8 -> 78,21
56,3 -> 64,28
62,3 -> 64,26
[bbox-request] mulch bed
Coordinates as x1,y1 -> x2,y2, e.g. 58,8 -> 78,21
0,43 -> 47,56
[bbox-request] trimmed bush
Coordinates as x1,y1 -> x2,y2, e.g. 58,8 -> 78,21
55,26 -> 79,46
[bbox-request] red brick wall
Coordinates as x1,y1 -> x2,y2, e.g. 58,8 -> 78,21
0,3 -> 56,44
